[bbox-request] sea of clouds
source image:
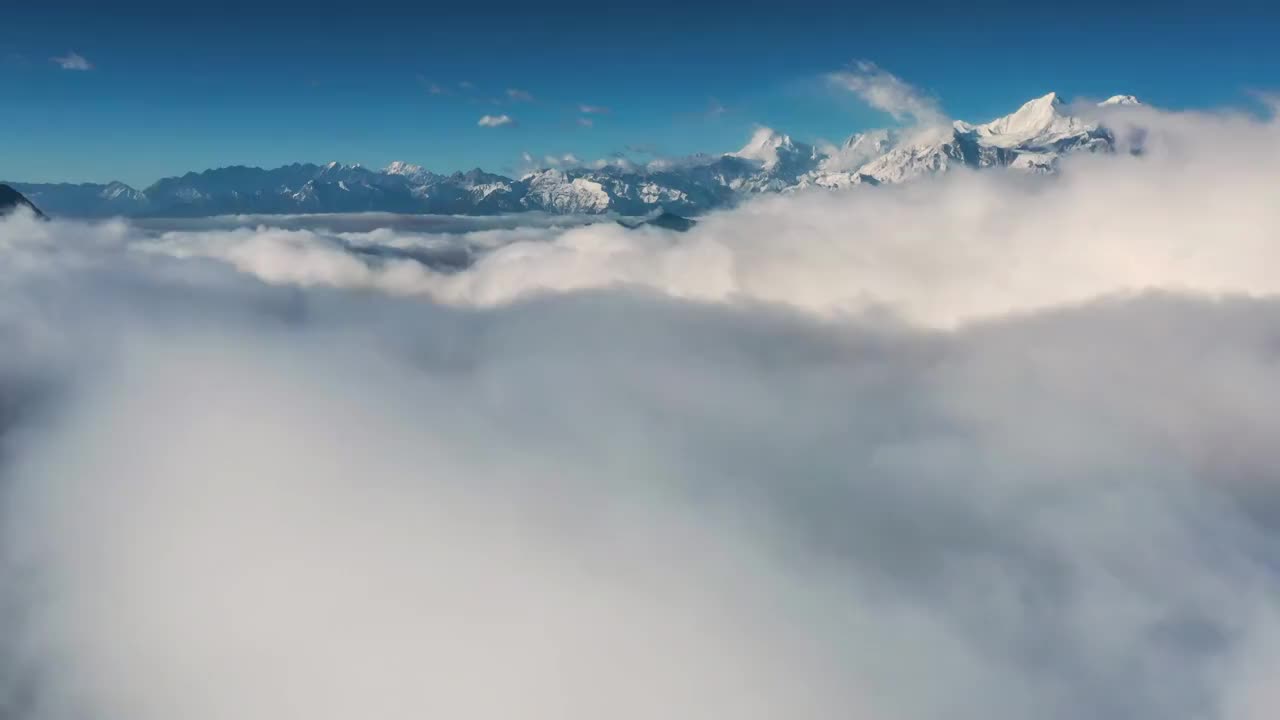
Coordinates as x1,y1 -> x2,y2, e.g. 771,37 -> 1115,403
2,99 -> 1280,720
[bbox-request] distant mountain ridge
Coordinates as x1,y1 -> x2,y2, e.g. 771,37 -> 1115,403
6,93 -> 1143,219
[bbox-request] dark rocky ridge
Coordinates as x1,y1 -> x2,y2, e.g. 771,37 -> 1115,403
0,184 -> 44,218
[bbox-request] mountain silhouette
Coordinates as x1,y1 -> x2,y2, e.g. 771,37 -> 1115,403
0,184 -> 45,218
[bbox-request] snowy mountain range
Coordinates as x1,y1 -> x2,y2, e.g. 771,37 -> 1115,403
5,93 -> 1142,218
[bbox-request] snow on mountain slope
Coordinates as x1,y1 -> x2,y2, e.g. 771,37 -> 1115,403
383,161 -> 438,184
730,128 -> 800,170
384,161 -> 422,176
639,182 -> 690,205
1008,152 -> 1060,173
521,170 -> 612,213
7,90 -> 1140,218
470,182 -> 513,201
790,171 -> 872,191
959,92 -> 1103,150
100,181 -> 146,202
854,135 -> 969,184
732,126 -> 808,169
820,129 -> 897,172
836,93 -> 1114,185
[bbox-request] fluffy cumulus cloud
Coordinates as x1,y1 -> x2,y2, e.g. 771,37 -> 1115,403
50,51 -> 92,70
477,113 -> 515,128
829,60 -> 944,126
3,99 -> 1280,720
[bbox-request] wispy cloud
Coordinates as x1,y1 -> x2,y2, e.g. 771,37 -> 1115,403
518,152 -> 584,170
706,97 -> 727,119
506,88 -> 534,103
588,155 -> 637,171
478,114 -> 515,128
577,117 -> 594,128
543,153 -> 580,167
827,60 -> 945,125
458,80 -> 474,90
579,104 -> 610,114
51,51 -> 92,71
415,75 -> 448,95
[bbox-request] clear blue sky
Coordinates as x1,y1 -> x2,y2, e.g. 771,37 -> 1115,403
2,0 -> 1277,187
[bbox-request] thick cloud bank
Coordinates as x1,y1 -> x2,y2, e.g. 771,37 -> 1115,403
129,104 -> 1280,328
3,101 -> 1280,720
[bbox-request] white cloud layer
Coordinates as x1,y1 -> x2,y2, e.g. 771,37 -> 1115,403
2,99 -> 1280,720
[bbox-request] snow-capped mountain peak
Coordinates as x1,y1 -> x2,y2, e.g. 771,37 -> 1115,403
384,161 -> 424,176
963,91 -> 1090,148
1099,94 -> 1142,106
316,161 -> 365,178
521,168 -> 611,213
819,129 -> 896,172
100,181 -> 145,201
731,128 -> 798,169
804,89 -> 1129,187
841,129 -> 891,151
383,161 -> 438,183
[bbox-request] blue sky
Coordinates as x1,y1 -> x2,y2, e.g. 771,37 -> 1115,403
2,0 -> 1277,187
